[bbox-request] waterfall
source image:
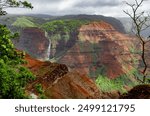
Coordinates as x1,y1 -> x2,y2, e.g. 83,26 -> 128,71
46,39 -> 51,60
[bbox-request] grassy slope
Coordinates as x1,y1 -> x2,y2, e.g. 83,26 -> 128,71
12,17 -> 37,28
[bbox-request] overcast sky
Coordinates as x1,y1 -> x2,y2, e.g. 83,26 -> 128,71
6,0 -> 150,17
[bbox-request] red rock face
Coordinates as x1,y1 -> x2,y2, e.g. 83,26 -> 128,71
45,72 -> 102,99
13,27 -> 49,59
24,54 -> 102,99
58,21 -> 135,78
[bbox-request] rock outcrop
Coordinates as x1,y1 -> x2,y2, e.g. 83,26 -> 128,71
58,21 -> 135,78
45,72 -> 102,99
13,27 -> 50,60
120,84 -> 150,99
25,54 -> 102,99
13,21 -> 138,79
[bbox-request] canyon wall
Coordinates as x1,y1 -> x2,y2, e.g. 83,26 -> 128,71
13,27 -> 50,60
58,21 -> 135,78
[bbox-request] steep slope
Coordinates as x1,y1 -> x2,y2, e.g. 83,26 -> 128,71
41,20 -> 89,58
58,21 -> 135,79
12,20 -> 142,79
52,14 -> 125,33
13,27 -> 50,60
24,54 -> 102,99
12,17 -> 37,28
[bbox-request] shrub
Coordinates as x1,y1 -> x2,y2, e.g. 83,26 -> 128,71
0,59 -> 35,98
96,75 -> 126,93
0,24 -> 35,98
35,84 -> 46,99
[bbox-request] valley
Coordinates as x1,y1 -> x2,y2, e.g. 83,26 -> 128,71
0,14 -> 150,99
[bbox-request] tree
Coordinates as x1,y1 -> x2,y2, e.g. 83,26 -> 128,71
0,0 -> 33,15
0,0 -> 33,62
0,24 -> 25,63
0,0 -> 34,98
124,0 -> 150,83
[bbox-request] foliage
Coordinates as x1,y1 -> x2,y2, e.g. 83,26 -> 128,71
41,19 -> 90,59
96,75 -> 127,93
129,46 -> 141,54
35,84 -> 46,99
0,23 -> 35,98
96,72 -> 138,93
0,0 -> 35,99
0,0 -> 33,15
41,19 -> 89,41
0,24 -> 23,62
12,17 -> 37,28
42,19 -> 89,34
35,84 -> 43,94
0,59 -> 35,98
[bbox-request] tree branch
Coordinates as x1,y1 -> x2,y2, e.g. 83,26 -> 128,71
124,0 -> 149,83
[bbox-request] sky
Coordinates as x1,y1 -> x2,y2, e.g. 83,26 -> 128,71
5,0 -> 150,17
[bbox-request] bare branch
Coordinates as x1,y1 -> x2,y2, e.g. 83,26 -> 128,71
123,10 -> 134,20
124,0 -> 150,83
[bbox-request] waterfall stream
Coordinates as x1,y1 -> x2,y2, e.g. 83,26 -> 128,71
46,39 -> 51,60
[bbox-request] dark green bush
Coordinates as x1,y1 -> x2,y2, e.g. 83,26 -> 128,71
0,59 -> 35,98
0,24 -> 35,98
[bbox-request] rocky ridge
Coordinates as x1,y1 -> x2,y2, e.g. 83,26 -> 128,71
25,54 -> 102,99
58,21 -> 136,78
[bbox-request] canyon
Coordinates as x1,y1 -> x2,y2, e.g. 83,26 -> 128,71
58,21 -> 136,78
3,15 -> 149,98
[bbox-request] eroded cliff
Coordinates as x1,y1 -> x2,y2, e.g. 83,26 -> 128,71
13,27 -> 50,60
58,21 -> 135,78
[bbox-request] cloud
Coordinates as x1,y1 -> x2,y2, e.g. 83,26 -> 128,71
73,0 -> 121,8
5,0 -> 150,17
29,0 -> 62,4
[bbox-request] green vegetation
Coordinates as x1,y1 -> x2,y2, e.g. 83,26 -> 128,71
41,19 -> 90,60
0,61 -> 35,98
129,46 -> 141,54
12,17 -> 37,28
35,84 -> 43,94
95,66 -> 149,93
35,84 -> 46,99
96,75 -> 126,93
96,71 -> 138,93
0,24 -> 21,61
42,19 -> 89,34
0,0 -> 35,99
0,24 -> 35,98
41,19 -> 89,41
0,0 -> 33,15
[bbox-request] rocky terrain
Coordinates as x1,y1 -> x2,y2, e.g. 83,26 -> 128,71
58,21 -> 136,78
25,54 -> 102,99
1,14 -> 149,98
13,27 -> 50,60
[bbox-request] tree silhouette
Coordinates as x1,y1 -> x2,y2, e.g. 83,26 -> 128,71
0,0 -> 33,15
124,0 -> 150,83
